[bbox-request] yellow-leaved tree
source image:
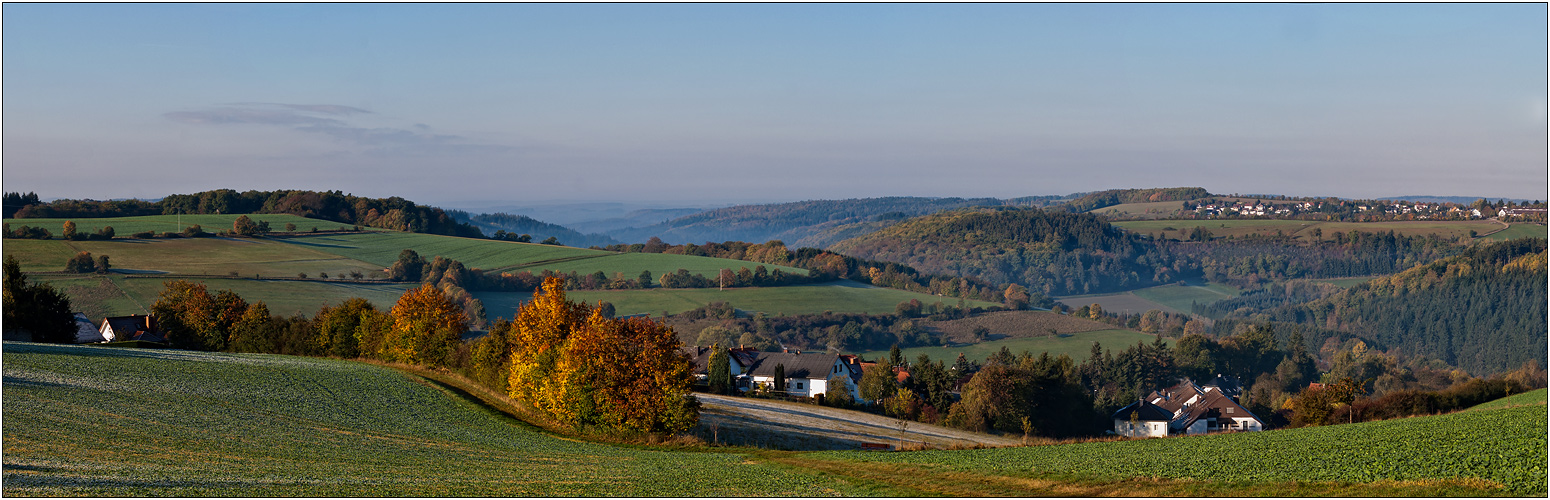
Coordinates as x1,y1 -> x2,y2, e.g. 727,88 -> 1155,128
508,277 -> 698,433
381,284 -> 467,366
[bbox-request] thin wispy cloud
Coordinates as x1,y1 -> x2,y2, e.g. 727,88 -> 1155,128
164,103 -> 510,155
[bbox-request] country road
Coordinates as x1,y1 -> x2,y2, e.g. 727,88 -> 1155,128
690,393 -> 1023,451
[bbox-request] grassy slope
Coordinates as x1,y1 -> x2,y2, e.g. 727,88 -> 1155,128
1129,283 -> 1238,313
475,281 -> 1000,319
1484,223 -> 1548,241
3,237 -> 381,277
1469,388 -> 1548,411
0,342 -> 861,497
4,214 -> 349,236
859,329 -> 1162,366
804,404 -> 1547,496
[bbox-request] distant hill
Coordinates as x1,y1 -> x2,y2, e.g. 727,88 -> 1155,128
447,211 -> 619,248
1381,195 -> 1542,205
1270,238 -> 1547,376
1056,187 -> 1211,213
601,195 -> 1076,246
567,207 -> 707,234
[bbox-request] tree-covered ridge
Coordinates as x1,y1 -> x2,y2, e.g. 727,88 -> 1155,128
1268,238 -> 1547,376
447,210 -> 619,248
8,189 -> 483,238
1057,187 -> 1211,213
829,208 -> 1161,295
604,196 -> 1064,245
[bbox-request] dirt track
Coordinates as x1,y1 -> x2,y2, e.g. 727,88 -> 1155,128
690,393 -> 1022,451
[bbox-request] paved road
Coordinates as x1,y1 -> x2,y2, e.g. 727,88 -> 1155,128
692,393 -> 1022,451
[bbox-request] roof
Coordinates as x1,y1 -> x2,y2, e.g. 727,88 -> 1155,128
101,315 -> 159,342
1112,400 -> 1173,421
1150,379 -> 1261,429
744,352 -> 845,380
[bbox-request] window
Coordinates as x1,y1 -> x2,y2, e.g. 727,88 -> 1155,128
1226,407 -> 1234,414
795,382 -> 804,390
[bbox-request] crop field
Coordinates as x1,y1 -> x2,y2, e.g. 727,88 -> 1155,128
1483,223 -> 1548,241
1128,283 -> 1238,314
3,214 -> 349,236
0,343 -> 861,497
1113,219 -> 1503,241
1469,388 -> 1547,411
806,403 -> 1548,496
474,280 -> 999,319
2,237 -> 381,277
859,329 -> 1162,366
1056,292 -> 1173,316
108,277 -> 412,318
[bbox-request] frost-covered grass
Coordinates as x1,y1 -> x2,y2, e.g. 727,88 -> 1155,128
1,343 -> 855,497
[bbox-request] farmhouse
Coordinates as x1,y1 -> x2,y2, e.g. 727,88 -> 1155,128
1111,400 -> 1172,438
1147,379 -> 1264,434
739,349 -> 863,401
72,313 -> 99,343
685,345 -> 759,385
99,314 -> 164,343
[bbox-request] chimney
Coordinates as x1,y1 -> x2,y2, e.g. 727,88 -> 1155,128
782,348 -> 789,353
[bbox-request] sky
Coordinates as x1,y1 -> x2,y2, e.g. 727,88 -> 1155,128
3,3 -> 1546,209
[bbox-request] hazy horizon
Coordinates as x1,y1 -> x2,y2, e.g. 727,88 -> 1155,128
4,3 -> 1546,203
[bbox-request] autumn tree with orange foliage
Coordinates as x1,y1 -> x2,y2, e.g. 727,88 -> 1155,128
507,277 -> 699,433
375,284 -> 468,366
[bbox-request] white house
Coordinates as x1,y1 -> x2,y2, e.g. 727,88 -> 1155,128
71,313 -> 98,343
1148,379 -> 1264,435
1111,400 -> 1172,438
99,314 -> 162,343
741,350 -> 862,401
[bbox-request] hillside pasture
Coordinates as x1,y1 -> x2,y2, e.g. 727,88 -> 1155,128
504,251 -> 809,281
1483,223 -> 1548,241
2,237 -> 382,278
1128,283 -> 1238,314
858,329 -> 1163,366
474,280 -> 999,319
273,231 -> 602,269
1055,292 -> 1173,316
1469,388 -> 1547,411
27,275 -> 148,319
3,214 -> 349,236
1,343 -> 857,497
919,310 -> 1117,343
805,404 -> 1547,496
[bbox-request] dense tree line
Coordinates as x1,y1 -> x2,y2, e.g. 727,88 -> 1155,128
668,304 -> 945,353
1056,187 -> 1211,213
7,189 -> 483,238
605,196 -> 1016,245
2,257 -> 77,343
1261,238 -> 1547,376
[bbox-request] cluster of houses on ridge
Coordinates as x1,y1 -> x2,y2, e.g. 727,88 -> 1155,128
1111,375 -> 1264,437
1186,199 -> 1547,222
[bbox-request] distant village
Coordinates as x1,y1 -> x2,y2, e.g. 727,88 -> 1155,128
1176,197 -> 1547,222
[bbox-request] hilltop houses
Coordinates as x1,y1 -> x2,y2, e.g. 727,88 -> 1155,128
99,314 -> 164,343
1112,376 -> 1263,437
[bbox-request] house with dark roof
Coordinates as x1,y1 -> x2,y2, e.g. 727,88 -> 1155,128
72,313 -> 100,343
1147,379 -> 1263,435
740,349 -> 862,401
684,345 -> 759,386
1111,400 -> 1173,438
99,314 -> 164,343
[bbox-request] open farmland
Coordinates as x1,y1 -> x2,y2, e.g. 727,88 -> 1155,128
1114,219 -> 1503,241
1056,292 -> 1172,316
1128,283 -> 1238,313
274,231 -> 808,278
3,214 -> 350,236
1468,388 -> 1547,411
859,329 -> 1162,367
1483,223 -> 1548,241
0,342 -> 862,497
2,237 -> 381,277
804,403 -> 1547,496
110,277 -> 411,318
475,280 -> 999,319
24,275 -> 147,319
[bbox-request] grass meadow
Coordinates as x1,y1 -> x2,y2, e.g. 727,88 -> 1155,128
475,280 -> 1000,319
859,329 -> 1162,366
806,403 -> 1547,496
110,277 -> 412,318
1056,293 -> 1173,316
1468,388 -> 1547,411
0,343 -> 859,497
1128,283 -> 1238,313
2,237 -> 381,277
1483,223 -> 1548,241
3,214 -> 348,236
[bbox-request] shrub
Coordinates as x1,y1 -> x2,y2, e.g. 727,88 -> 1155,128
64,251 -> 96,273
133,231 -> 155,239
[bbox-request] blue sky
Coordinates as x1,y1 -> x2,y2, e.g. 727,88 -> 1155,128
3,3 -> 1545,208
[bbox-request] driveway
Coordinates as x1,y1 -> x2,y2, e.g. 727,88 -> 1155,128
691,393 -> 1023,451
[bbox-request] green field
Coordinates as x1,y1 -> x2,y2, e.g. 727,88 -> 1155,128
1114,219 -> 1503,241
1469,388 -> 1548,411
475,280 -> 999,319
0,342 -> 857,497
1483,223 -> 1548,241
3,214 -> 351,236
1056,292 -> 1173,316
25,275 -> 412,319
2,237 -> 381,277
859,329 -> 1162,366
1129,283 -> 1238,313
809,403 -> 1547,496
